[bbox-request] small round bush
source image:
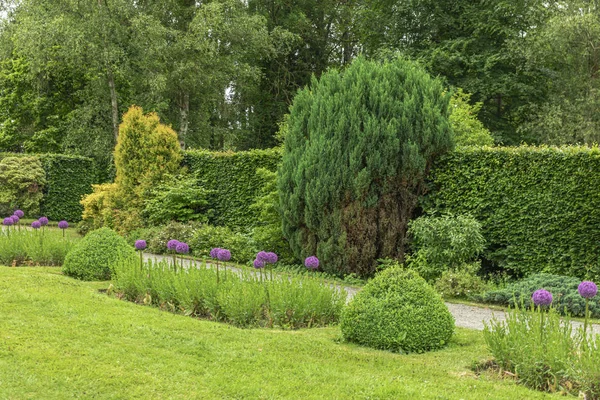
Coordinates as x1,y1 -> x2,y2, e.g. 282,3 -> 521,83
340,266 -> 454,353
63,227 -> 136,281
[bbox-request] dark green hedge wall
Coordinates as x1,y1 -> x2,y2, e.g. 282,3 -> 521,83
422,146 -> 600,279
0,153 -> 97,222
183,148 -> 282,230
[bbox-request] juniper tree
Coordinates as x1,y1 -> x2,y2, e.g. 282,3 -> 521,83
278,57 -> 453,277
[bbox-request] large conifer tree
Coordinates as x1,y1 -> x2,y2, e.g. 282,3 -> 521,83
278,57 -> 453,276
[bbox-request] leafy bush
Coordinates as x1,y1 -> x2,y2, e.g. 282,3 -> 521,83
142,175 -> 213,226
423,145 -> 600,279
183,147 -> 281,230
188,224 -> 255,263
434,262 -> 489,299
80,183 -> 118,232
340,266 -> 454,353
112,257 -> 346,329
279,57 -> 453,277
483,303 -> 600,397
134,221 -> 200,255
449,88 -> 495,146
475,273 -> 600,318
0,156 -> 46,216
63,227 -> 136,280
407,214 -> 485,281
0,229 -> 77,266
250,168 -> 295,263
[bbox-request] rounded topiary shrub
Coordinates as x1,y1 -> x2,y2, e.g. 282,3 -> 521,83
340,266 -> 455,353
63,227 -> 136,280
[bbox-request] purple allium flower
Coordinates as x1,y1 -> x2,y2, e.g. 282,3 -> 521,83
253,258 -> 265,269
176,242 -> 189,254
210,248 -> 222,259
167,240 -> 180,251
38,217 -> 49,226
58,220 -> 68,230
532,289 -> 553,307
305,256 -> 319,269
257,251 -> 269,262
3,217 -> 13,226
578,281 -> 598,299
10,215 -> 19,224
14,210 -> 24,218
135,240 -> 147,251
31,221 -> 41,229
264,252 -> 278,264
217,249 -> 231,262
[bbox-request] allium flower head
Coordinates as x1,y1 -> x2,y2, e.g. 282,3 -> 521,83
176,242 -> 189,254
257,251 -> 269,262
167,240 -> 180,250
38,217 -> 49,226
14,210 -> 24,218
210,248 -> 222,258
31,221 -> 41,229
305,256 -> 319,269
10,215 -> 19,224
217,249 -> 231,262
3,217 -> 13,226
253,258 -> 265,269
578,281 -> 598,299
264,252 -> 278,264
58,220 -> 68,229
532,289 -> 553,307
135,240 -> 147,251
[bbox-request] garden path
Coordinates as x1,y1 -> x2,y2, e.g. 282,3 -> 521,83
143,253 -> 600,334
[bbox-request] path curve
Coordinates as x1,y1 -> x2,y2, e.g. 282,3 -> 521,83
143,253 -> 600,334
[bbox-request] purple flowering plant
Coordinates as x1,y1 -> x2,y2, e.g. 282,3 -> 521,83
58,220 -> 68,237
578,281 -> 598,336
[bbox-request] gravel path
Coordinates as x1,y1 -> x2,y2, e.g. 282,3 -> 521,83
144,253 -> 600,334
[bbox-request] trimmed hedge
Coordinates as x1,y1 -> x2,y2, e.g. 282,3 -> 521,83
422,146 -> 600,279
183,148 -> 282,230
0,153 -> 97,222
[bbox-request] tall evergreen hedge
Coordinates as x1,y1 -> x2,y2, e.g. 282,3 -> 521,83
183,148 -> 282,230
278,57 -> 453,277
0,153 -> 96,222
422,146 -> 600,279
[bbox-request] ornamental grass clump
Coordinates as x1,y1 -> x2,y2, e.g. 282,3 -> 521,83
111,256 -> 345,329
0,228 -> 77,266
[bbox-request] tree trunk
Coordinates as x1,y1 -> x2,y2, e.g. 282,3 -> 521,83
179,91 -> 189,149
107,66 -> 119,144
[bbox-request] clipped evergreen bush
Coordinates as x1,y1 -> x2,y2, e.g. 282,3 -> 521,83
340,266 -> 454,353
0,156 -> 46,216
278,57 -> 453,277
63,227 -> 136,281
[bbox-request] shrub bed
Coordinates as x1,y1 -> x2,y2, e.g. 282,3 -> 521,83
340,266 -> 454,353
112,257 -> 345,329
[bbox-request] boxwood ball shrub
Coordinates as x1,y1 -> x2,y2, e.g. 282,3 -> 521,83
63,227 -> 136,280
278,56 -> 453,277
340,266 -> 454,353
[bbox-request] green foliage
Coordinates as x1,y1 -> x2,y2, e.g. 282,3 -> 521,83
0,228 -> 78,266
143,175 -> 213,226
187,224 -> 255,263
250,168 -> 295,263
0,156 -> 45,216
38,154 -> 97,222
279,57 -> 453,277
423,145 -> 600,279
340,266 -> 454,353
113,258 -> 346,329
449,89 -> 495,146
183,148 -> 282,230
434,262 -> 489,299
407,214 -> 485,281
483,303 -> 600,397
476,273 -> 600,319
62,227 -> 136,281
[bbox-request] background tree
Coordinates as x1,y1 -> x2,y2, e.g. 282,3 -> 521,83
278,57 -> 453,277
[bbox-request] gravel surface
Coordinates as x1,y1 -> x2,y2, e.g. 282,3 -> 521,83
144,253 -> 600,334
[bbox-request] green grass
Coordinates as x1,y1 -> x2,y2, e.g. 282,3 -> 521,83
0,267 -> 557,399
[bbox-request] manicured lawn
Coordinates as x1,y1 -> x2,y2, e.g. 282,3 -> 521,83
0,267 -> 556,399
